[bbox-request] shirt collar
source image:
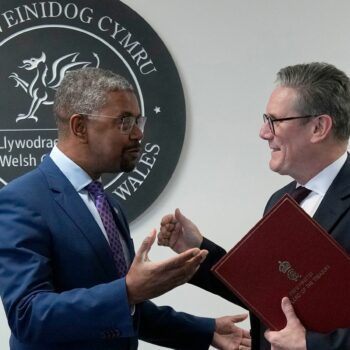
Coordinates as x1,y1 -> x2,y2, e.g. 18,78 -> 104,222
50,145 -> 92,192
301,152 -> 347,195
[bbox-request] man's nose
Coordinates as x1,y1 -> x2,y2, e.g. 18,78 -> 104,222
259,122 -> 273,140
129,123 -> 143,140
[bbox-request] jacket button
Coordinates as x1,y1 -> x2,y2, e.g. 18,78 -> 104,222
101,329 -> 121,339
112,329 -> 120,338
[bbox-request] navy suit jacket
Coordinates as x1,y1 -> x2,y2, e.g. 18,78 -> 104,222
191,155 -> 350,349
0,156 -> 214,350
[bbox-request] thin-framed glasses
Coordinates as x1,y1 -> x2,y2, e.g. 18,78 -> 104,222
79,113 -> 147,134
263,113 -> 321,135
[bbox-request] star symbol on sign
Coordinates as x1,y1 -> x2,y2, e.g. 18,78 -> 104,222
154,106 -> 161,114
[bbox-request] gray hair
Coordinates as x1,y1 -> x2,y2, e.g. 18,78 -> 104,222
53,67 -> 134,123
276,62 -> 350,141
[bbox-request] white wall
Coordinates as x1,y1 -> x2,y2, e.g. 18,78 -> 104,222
2,0 -> 350,348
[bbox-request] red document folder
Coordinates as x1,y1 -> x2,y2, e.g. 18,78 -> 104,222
212,195 -> 350,332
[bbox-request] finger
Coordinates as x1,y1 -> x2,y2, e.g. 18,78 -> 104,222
160,213 -> 176,226
242,329 -> 251,339
157,237 -> 168,246
178,250 -> 208,280
231,313 -> 248,323
238,346 -> 250,350
241,336 -> 252,345
154,250 -> 208,290
135,229 -> 156,262
157,236 -> 170,247
158,223 -> 177,238
281,296 -> 298,325
163,223 -> 176,235
175,208 -> 189,225
158,226 -> 172,239
161,248 -> 205,271
188,249 -> 208,265
157,224 -> 178,247
165,222 -> 175,230
174,221 -> 182,233
199,249 -> 208,263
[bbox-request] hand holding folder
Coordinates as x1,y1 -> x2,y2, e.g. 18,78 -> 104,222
212,195 -> 350,332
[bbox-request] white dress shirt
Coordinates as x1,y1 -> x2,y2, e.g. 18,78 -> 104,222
49,146 -> 131,265
298,152 -> 347,217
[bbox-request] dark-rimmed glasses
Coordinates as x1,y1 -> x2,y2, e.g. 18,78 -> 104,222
263,113 -> 321,135
79,113 -> 147,134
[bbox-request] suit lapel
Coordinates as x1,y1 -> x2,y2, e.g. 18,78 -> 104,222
313,156 -> 350,233
107,196 -> 135,260
272,156 -> 350,233
39,156 -> 118,278
107,197 -> 130,238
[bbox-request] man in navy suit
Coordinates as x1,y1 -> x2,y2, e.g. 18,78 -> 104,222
0,67 -> 252,349
158,62 -> 350,349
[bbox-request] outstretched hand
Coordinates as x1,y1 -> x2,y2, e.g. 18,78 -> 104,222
126,229 -> 208,304
264,297 -> 306,350
213,314 -> 251,350
158,208 -> 203,253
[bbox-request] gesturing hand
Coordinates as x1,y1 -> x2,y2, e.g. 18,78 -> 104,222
158,208 -> 203,253
126,229 -> 208,304
212,314 -> 251,350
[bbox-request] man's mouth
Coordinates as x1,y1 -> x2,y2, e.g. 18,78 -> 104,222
269,145 -> 281,152
126,146 -> 141,156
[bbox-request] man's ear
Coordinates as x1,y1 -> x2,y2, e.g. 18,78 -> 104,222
310,115 -> 333,143
70,114 -> 88,142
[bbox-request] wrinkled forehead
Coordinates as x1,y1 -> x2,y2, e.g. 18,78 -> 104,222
101,89 -> 141,116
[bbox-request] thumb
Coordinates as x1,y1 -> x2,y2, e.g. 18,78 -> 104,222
281,297 -> 298,325
135,229 -> 156,263
231,313 -> 249,323
175,208 -> 191,226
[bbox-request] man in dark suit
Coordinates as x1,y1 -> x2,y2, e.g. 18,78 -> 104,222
0,67 -> 251,349
158,62 -> 350,349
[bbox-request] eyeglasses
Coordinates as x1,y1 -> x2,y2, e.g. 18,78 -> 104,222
79,113 -> 147,134
263,113 -> 320,135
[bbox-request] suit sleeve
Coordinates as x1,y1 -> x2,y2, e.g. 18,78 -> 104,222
189,237 -> 247,309
0,186 -> 135,344
306,330 -> 350,349
139,300 -> 215,349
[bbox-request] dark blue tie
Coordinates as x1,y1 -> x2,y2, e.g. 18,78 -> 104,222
291,186 -> 311,204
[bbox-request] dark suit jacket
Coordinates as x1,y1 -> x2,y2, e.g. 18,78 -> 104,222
191,155 -> 350,350
0,156 -> 214,350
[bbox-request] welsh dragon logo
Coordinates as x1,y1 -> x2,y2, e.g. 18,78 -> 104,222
9,52 -> 100,122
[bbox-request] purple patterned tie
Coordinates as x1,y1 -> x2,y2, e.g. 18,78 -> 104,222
86,181 -> 127,277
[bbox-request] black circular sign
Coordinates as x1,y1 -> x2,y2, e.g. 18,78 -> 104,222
0,0 -> 186,222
